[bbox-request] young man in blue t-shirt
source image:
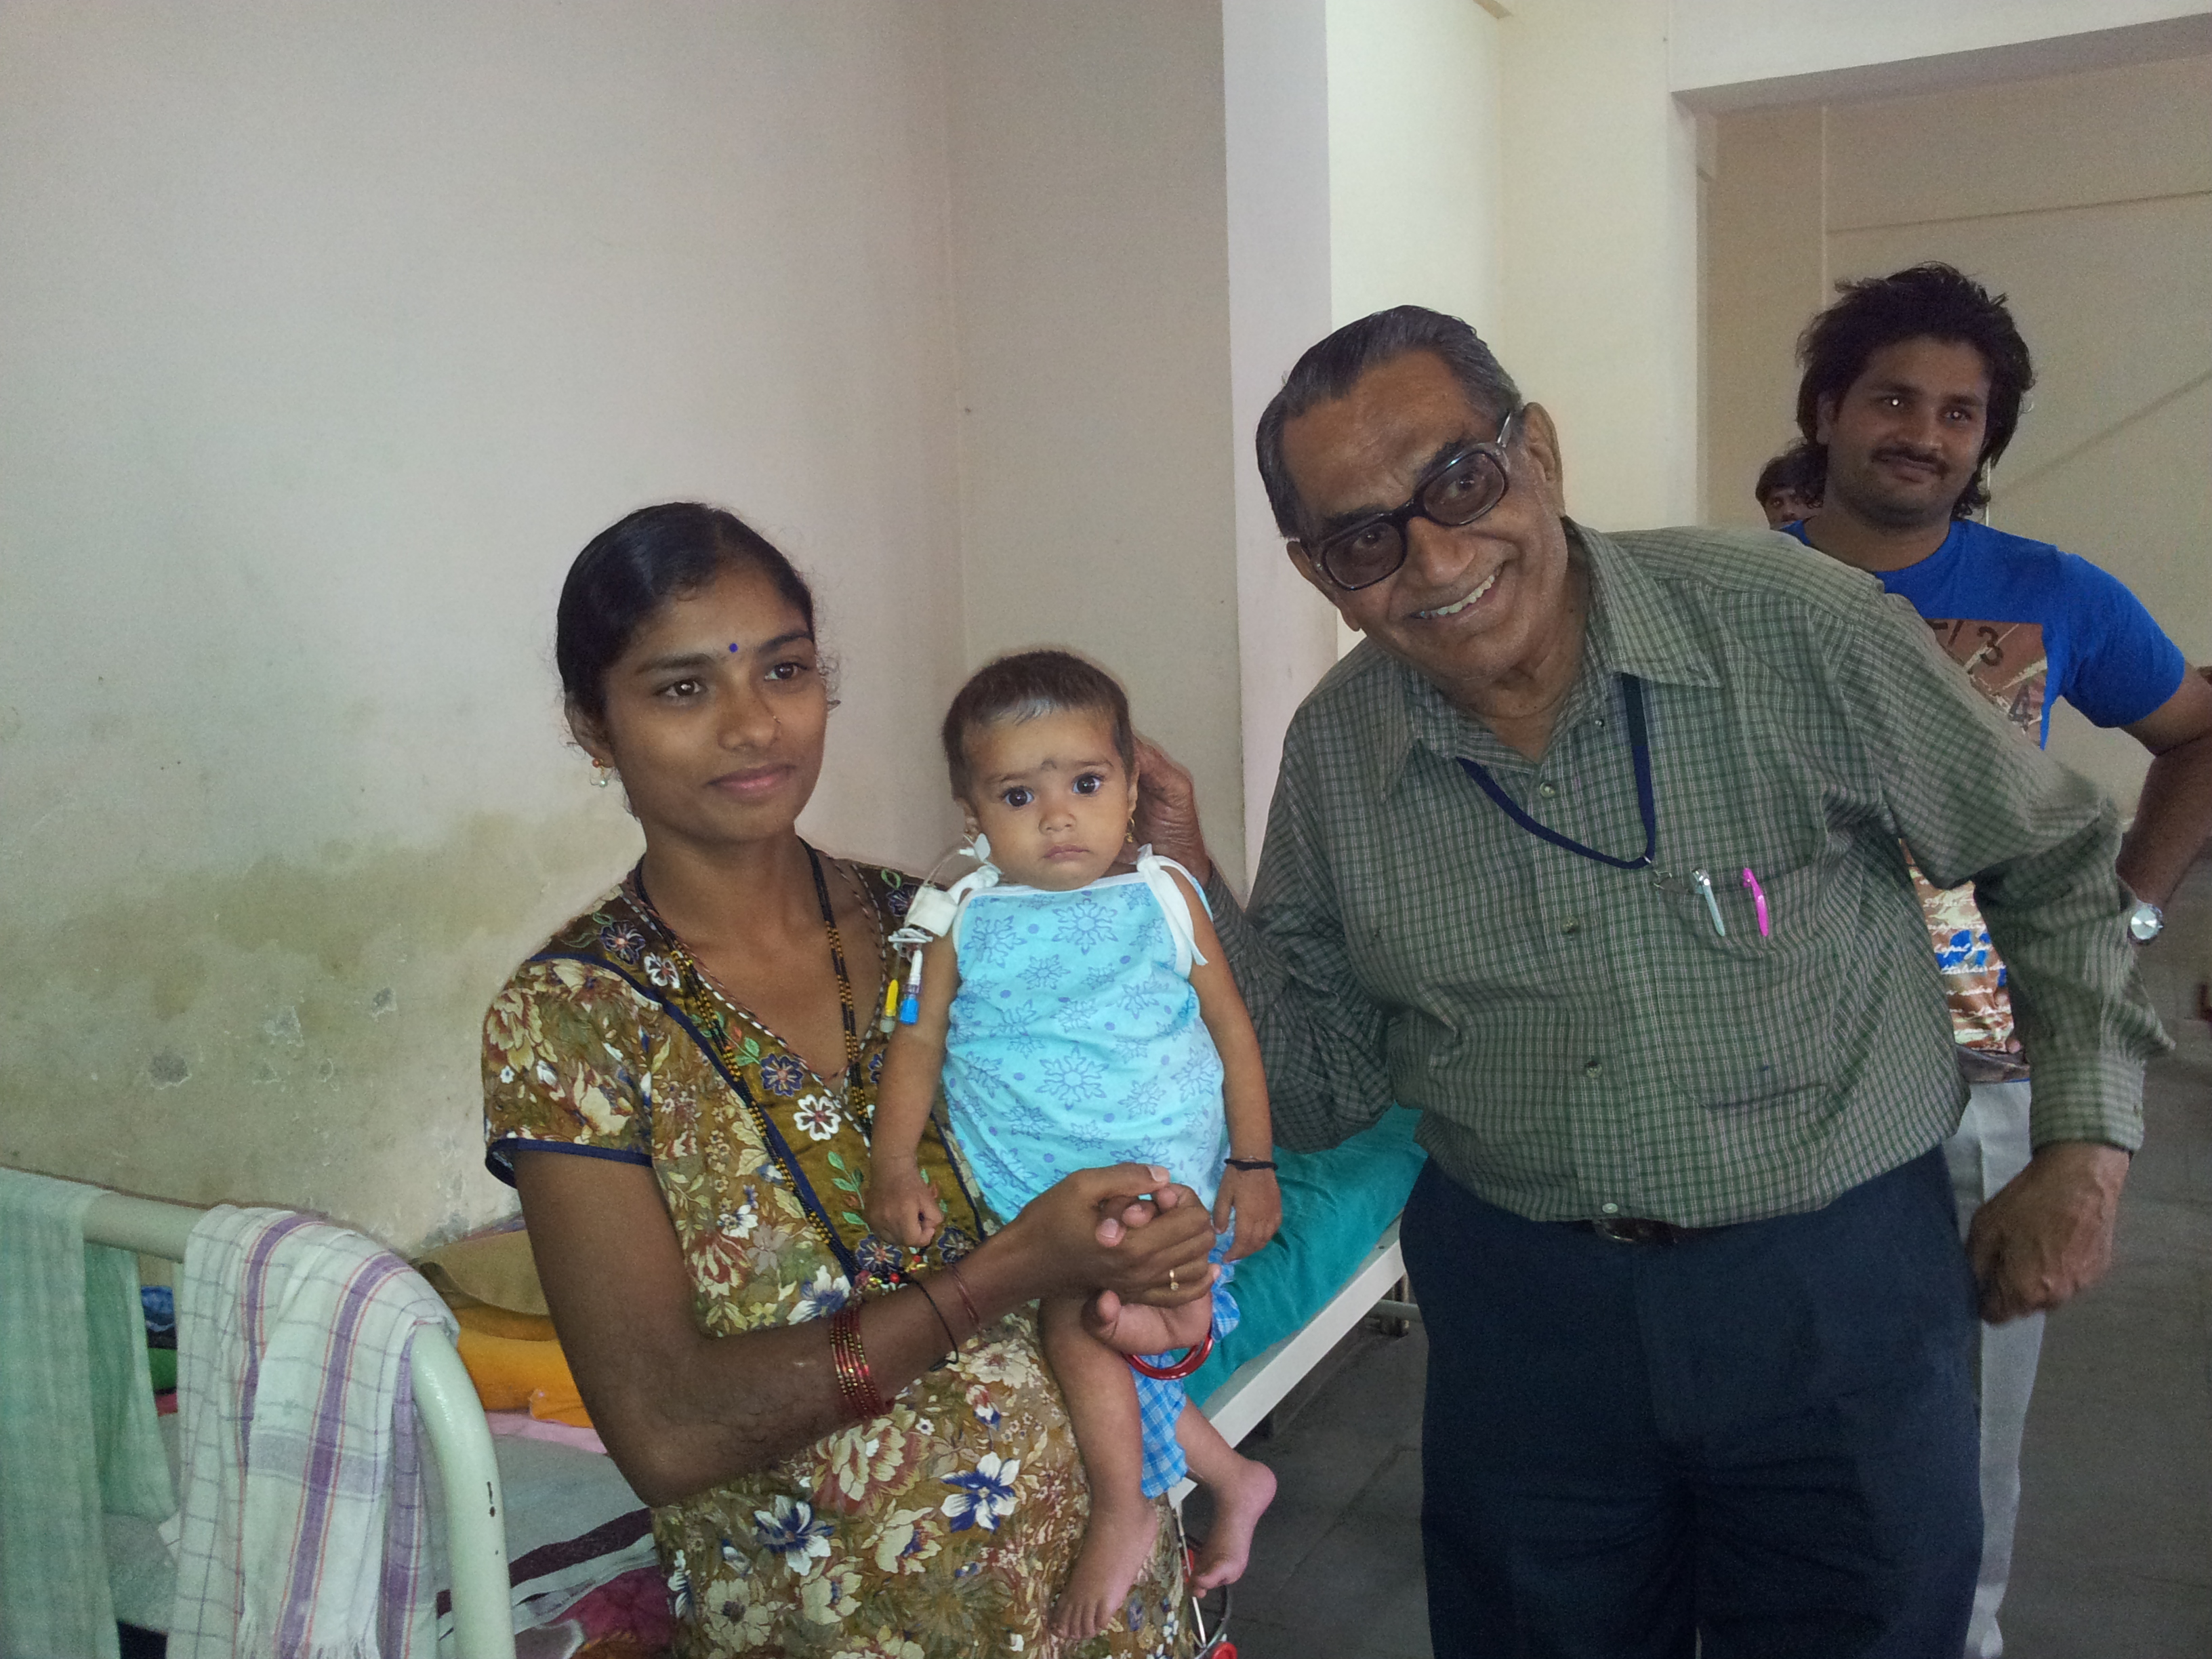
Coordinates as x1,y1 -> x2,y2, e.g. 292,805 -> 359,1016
1784,262 -> 2212,1658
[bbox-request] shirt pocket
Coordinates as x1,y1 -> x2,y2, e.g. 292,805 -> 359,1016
1654,855 -> 1844,1111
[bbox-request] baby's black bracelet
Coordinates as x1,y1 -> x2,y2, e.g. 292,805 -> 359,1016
1224,1157 -> 1277,1172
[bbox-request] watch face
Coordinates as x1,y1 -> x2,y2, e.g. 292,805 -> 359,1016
2129,901 -> 2165,943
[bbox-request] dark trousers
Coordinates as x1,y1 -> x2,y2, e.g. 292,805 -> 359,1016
1401,1149 -> 1981,1658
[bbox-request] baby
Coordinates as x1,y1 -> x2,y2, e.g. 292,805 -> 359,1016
867,649 -> 1281,1640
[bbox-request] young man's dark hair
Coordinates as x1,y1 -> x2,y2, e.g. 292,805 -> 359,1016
1754,442 -> 1825,527
1795,263 -> 2034,518
1755,442 -> 1823,505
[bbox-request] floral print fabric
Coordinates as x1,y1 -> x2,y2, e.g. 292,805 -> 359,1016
482,863 -> 1194,1659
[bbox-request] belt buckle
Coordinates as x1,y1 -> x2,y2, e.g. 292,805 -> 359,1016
1591,1216 -> 1671,1245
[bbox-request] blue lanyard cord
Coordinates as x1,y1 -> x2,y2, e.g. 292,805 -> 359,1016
1455,675 -> 1656,872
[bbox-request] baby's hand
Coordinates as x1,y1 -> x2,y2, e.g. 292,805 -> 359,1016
865,1160 -> 944,1249
1216,1165 -> 1282,1261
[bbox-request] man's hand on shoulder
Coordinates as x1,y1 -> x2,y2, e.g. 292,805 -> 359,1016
1967,1141 -> 2130,1324
1132,735 -> 1212,881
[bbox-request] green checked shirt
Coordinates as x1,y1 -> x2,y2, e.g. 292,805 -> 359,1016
1209,522 -> 2167,1229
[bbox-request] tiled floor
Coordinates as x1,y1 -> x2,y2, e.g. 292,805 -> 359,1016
1209,941 -> 2212,1658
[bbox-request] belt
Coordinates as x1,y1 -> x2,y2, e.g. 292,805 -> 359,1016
1569,1215 -> 1721,1246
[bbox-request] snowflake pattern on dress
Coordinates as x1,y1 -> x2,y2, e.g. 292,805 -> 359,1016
1051,902 -> 1121,956
942,873 -> 1229,1217
1107,978 -> 1160,1027
1037,1052 -> 1108,1107
958,907 -> 1015,972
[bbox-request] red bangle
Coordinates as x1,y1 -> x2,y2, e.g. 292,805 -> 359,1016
828,1303 -> 889,1420
1126,1320 -> 1216,1381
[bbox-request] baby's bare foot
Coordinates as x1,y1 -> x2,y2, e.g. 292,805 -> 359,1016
1191,1456 -> 1276,1591
1050,1497 -> 1160,1641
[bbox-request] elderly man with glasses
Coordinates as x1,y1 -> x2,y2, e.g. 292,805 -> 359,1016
1135,306 -> 2166,1658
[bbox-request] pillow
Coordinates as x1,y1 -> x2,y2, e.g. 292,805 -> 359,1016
415,1221 -> 550,1317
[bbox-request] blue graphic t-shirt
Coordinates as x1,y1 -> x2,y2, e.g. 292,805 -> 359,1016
1785,516 -> 2185,1057
1785,517 -> 2184,745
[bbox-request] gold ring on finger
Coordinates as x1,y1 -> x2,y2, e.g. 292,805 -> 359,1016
1168,1266 -> 1179,1292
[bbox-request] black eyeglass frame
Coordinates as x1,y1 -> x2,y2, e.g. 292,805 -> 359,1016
1298,404 -> 1526,592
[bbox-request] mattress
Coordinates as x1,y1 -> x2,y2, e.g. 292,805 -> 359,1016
1189,1105 -> 1426,1405
106,1413 -> 653,1643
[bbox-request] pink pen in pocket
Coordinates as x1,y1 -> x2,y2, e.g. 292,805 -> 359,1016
1741,867 -> 1770,937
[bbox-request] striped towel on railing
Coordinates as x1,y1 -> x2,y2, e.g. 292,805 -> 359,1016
167,1207 -> 458,1659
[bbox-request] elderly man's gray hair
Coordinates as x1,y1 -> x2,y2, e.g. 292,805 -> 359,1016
1255,306 -> 1523,541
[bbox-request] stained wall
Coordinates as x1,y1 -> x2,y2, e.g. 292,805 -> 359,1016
0,3 -> 969,1247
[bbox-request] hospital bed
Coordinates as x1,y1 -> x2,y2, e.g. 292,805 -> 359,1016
55,1107 -> 1425,1655
1189,1105 -> 1427,1454
79,1188 -> 523,1659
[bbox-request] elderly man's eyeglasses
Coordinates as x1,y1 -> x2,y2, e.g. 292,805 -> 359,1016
1301,405 -> 1525,591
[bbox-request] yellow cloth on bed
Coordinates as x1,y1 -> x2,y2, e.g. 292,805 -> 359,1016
451,1319 -> 593,1428
417,1225 -> 590,1425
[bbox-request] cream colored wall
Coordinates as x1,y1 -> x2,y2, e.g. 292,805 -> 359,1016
943,1 -> 1247,886
1702,53 -> 2212,813
1224,0 -> 1340,875
1473,0 -> 2212,538
0,5 -> 970,1251
1700,105 -> 1826,529
1317,0 -> 1506,661
21,3 -> 2196,1255
1327,0 -> 1502,329
1673,0 -> 2212,99
1492,0 -> 1704,531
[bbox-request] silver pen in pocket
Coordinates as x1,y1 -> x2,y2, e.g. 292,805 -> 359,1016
1691,869 -> 1725,936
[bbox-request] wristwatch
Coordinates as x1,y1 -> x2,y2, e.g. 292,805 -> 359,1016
2127,898 -> 2165,943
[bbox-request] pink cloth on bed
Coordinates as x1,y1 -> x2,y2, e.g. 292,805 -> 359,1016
484,1408 -> 609,1456
567,1564 -> 676,1646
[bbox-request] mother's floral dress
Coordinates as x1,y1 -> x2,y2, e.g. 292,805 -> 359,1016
483,861 -> 1194,1659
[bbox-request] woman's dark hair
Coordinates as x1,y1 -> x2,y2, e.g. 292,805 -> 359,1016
941,650 -> 1134,802
1256,305 -> 1522,540
1795,263 -> 2034,518
556,502 -> 816,722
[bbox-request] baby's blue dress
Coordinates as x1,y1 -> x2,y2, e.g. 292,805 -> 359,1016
945,856 -> 1226,1211
943,849 -> 1236,1494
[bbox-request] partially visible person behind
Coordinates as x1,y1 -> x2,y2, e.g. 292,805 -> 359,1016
867,650 -> 1279,1640
1788,261 -> 2212,1658
482,503 -> 1218,1658
1754,440 -> 1824,529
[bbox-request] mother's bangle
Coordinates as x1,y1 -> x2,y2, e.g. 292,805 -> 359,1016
942,1258 -> 984,1335
827,1304 -> 889,1420
913,1276 -> 960,1366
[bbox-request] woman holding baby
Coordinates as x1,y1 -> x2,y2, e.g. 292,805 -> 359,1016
483,503 -> 1265,1659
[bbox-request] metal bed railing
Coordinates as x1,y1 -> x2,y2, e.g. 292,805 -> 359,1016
1191,1218 -> 1413,1450
77,1186 -> 517,1659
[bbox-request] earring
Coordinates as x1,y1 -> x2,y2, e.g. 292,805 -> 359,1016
592,759 -> 615,789
1126,810 -> 1137,846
